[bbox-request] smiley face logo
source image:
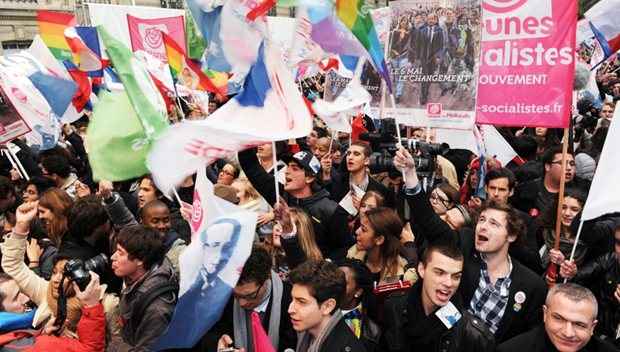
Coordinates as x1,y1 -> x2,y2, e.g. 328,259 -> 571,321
482,0 -> 528,14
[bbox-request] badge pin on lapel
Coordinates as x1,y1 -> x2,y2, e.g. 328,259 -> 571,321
513,291 -> 526,312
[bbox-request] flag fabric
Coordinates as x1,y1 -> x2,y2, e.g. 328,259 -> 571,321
154,168 -> 257,350
351,113 -> 366,142
335,0 -> 392,91
36,10 -> 76,61
581,102 -> 620,221
162,33 -> 222,94
251,311 -> 276,352
312,79 -> 370,133
148,43 -> 313,196
0,86 -> 32,145
98,26 -> 169,141
28,72 -> 77,117
86,91 -> 153,181
586,0 -> 620,57
185,9 -> 207,60
187,0 -> 264,94
204,69 -> 230,95
103,67 -> 124,92
0,60 -> 60,150
63,61 -> 92,113
64,26 -> 104,77
246,0 -> 276,21
126,14 -> 185,64
27,35 -> 83,123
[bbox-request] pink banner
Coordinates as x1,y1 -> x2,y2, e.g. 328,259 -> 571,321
476,0 -> 577,128
127,14 -> 185,63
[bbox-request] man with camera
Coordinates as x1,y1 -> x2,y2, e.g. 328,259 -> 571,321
393,147 -> 547,344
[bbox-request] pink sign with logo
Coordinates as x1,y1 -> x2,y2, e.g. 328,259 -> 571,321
127,14 -> 186,63
476,0 -> 577,128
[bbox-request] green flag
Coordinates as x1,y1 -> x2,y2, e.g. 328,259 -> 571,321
185,9 -> 207,60
97,26 -> 168,140
277,0 -> 296,7
87,91 -> 151,181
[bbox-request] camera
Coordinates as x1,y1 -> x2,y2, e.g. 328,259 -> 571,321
63,254 -> 108,291
360,126 -> 449,179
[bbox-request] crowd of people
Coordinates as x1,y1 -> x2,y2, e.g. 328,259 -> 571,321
0,89 -> 617,351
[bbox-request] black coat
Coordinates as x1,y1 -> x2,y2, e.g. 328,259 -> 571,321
239,148 -> 353,260
315,319 -> 367,352
573,252 -> 620,346
406,190 -> 548,343
328,164 -> 395,208
193,280 -> 297,352
497,325 -> 618,352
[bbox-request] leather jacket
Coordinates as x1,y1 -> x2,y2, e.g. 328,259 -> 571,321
573,252 -> 620,346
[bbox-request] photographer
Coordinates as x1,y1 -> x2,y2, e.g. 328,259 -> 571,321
29,272 -> 106,352
1,201 -> 119,344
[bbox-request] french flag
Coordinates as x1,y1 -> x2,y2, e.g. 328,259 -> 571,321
64,26 -> 105,77
586,0 -> 620,57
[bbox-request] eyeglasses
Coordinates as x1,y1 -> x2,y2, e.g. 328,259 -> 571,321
430,191 -> 452,209
233,280 -> 265,301
550,160 -> 576,167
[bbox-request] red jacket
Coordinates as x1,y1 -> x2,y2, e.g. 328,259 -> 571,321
27,304 -> 105,352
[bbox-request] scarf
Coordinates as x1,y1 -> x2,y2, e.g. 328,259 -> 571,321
233,271 -> 283,351
296,310 -> 343,352
45,282 -> 82,336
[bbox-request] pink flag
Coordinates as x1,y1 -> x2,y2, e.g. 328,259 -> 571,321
251,311 -> 275,352
127,14 -> 185,63
476,0 -> 577,128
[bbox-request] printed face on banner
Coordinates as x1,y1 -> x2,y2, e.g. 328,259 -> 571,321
476,0 -> 576,128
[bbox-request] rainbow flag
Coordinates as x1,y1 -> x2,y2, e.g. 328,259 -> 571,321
204,69 -> 229,95
37,10 -> 76,61
162,33 -> 223,96
335,0 -> 391,92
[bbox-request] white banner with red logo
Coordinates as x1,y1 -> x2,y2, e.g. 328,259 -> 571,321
127,14 -> 185,64
385,0 -> 482,130
476,0 -> 577,128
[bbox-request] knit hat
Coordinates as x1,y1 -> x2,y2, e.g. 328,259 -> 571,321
575,153 -> 596,181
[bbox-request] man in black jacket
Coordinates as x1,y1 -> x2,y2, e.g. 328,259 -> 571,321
561,223 -> 620,347
206,246 -> 296,352
385,241 -> 495,352
328,142 -> 394,208
288,260 -> 366,352
498,283 -> 617,352
238,148 -> 352,260
393,147 -> 547,344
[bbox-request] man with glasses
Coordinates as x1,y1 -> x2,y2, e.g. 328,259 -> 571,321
512,146 -> 581,217
202,245 -> 296,351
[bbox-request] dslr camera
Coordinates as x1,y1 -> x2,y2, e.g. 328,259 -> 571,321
63,254 -> 108,291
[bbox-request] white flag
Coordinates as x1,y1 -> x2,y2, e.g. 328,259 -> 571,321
581,102 -> 620,220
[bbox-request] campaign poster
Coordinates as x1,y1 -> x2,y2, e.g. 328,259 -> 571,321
476,0 -> 577,128
387,0 -> 482,129
0,86 -> 32,145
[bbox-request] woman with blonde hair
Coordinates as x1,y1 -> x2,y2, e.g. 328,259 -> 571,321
273,202 -> 323,271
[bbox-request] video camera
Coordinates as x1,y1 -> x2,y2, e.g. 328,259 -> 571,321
359,122 -> 449,179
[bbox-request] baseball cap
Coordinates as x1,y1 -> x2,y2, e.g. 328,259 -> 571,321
282,151 -> 321,177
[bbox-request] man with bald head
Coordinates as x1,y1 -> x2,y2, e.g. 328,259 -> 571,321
498,283 -> 616,352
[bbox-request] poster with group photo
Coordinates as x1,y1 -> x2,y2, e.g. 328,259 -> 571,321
387,0 -> 482,129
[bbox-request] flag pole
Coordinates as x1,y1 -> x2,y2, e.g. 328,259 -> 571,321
547,127 -> 570,285
272,141 -> 280,203
563,220 -> 585,283
2,150 -> 22,180
328,130 -> 335,155
172,83 -> 187,120
172,188 -> 183,206
389,92 -> 407,184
